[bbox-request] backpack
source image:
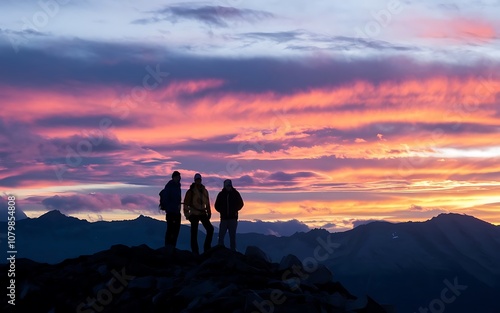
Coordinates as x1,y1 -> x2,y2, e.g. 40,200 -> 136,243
159,188 -> 168,211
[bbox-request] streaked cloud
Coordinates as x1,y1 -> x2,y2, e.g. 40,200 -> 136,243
40,193 -> 158,213
132,5 -> 274,27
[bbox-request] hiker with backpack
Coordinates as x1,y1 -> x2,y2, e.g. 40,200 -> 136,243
215,179 -> 244,251
159,171 -> 182,255
183,173 -> 214,255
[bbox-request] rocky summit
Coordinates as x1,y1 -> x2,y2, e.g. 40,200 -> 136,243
1,244 -> 390,313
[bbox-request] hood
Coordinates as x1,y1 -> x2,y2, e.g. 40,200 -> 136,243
166,179 -> 180,187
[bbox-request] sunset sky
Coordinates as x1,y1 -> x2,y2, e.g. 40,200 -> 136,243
1,0 -> 499,231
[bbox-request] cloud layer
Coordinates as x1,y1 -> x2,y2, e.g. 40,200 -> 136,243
1,0 -> 499,228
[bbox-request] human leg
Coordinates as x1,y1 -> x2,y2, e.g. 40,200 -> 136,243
171,213 -> 181,247
189,216 -> 200,255
228,219 -> 238,251
218,219 -> 228,246
200,215 -> 214,253
165,213 -> 181,255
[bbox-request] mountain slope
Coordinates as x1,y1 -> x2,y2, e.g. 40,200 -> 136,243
325,214 -> 500,312
0,245 -> 390,313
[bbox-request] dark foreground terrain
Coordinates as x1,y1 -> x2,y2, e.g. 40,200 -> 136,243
1,244 -> 391,313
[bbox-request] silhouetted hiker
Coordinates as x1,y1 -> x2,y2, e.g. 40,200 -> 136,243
160,171 -> 182,255
215,179 -> 244,251
183,173 -> 214,255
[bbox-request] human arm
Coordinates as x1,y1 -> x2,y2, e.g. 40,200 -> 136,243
235,190 -> 244,211
214,192 -> 222,213
183,189 -> 192,218
205,189 -> 211,219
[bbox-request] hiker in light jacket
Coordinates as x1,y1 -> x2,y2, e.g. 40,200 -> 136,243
161,171 -> 182,254
183,173 -> 214,255
215,179 -> 244,251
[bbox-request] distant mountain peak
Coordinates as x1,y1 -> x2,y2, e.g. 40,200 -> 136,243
429,212 -> 490,225
134,214 -> 156,221
306,228 -> 331,235
39,209 -> 67,219
432,212 -> 473,219
38,210 -> 86,224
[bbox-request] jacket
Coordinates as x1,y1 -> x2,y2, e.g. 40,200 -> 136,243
215,188 -> 244,220
184,183 -> 211,217
161,179 -> 181,214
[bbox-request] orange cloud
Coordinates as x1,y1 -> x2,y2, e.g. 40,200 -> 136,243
3,74 -> 500,227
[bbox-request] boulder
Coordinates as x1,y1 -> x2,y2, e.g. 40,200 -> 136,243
278,254 -> 303,271
245,245 -> 272,263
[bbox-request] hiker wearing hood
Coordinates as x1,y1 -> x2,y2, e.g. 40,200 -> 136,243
161,171 -> 182,254
183,173 -> 214,255
215,179 -> 244,251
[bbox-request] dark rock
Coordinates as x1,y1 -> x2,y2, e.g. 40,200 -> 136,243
128,276 -> 156,289
304,263 -> 333,285
245,245 -> 272,263
0,244 -> 390,313
278,254 -> 302,271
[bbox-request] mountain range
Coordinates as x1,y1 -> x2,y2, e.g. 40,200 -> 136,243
1,211 -> 499,312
